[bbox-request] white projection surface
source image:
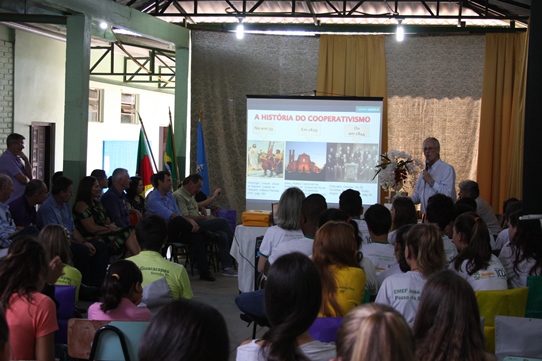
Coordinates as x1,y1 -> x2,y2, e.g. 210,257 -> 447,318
246,96 -> 383,210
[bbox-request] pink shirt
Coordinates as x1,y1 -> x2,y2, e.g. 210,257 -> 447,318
88,298 -> 151,321
6,292 -> 58,360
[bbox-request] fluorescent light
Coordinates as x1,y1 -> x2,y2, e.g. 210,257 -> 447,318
236,22 -> 244,39
396,21 -> 404,42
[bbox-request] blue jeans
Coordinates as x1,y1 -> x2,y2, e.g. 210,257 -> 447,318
235,289 -> 267,321
198,217 -> 234,269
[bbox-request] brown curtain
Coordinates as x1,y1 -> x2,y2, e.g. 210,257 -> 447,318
478,33 -> 528,212
316,35 -> 388,150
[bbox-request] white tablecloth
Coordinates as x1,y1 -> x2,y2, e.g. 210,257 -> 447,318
230,225 -> 269,292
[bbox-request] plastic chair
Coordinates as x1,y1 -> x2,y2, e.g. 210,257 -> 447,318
526,276 -> 542,319
308,317 -> 343,343
475,287 -> 529,354
54,285 -> 76,344
67,319 -> 149,361
495,315 -> 542,361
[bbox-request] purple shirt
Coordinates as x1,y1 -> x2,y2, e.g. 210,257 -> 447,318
8,195 -> 36,228
101,186 -> 130,228
87,298 -> 151,321
0,150 -> 27,202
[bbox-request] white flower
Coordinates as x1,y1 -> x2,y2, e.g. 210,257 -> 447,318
373,150 -> 423,193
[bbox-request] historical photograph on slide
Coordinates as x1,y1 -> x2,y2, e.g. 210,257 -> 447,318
284,142 -> 326,181
324,143 -> 380,182
247,140 -> 285,178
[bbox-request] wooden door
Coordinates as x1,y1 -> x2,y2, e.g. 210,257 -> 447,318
30,123 -> 53,189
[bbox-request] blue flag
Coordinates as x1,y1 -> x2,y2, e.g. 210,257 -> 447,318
196,120 -> 210,196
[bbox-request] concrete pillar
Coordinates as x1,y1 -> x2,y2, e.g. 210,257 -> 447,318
63,14 -> 90,189
175,46 -> 190,176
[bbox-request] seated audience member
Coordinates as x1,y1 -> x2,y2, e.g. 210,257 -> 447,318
363,204 -> 396,275
318,208 -> 378,296
0,133 -> 32,203
388,197 -> 417,245
494,200 -> 522,251
413,270 -> 496,361
37,176 -> 108,287
378,224 -> 414,288
146,171 -> 215,281
458,180 -> 501,238
376,223 -> 446,326
39,224 -> 83,302
236,253 -> 336,361
101,168 -> 142,228
172,174 -> 237,276
0,309 -> 8,361
339,188 -> 370,243
126,176 -> 147,215
8,179 -> 48,229
0,237 -> 58,361
268,193 -> 327,264
313,221 -> 366,317
0,174 -> 18,253
88,260 -> 151,321
451,212 -> 507,291
334,303 -> 415,361
128,214 -> 193,299
73,176 -> 140,261
425,193 -> 458,263
257,187 -> 305,274
499,210 -> 542,288
90,169 -> 108,198
139,299 -> 229,361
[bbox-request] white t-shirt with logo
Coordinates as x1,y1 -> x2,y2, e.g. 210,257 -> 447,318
452,254 -> 508,291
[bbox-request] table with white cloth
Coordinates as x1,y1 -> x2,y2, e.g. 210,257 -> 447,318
230,225 -> 269,292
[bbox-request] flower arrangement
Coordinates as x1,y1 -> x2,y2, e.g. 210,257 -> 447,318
372,150 -> 424,193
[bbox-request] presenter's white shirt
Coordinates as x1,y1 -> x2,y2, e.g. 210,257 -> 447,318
376,271 -> 426,327
452,254 -> 508,291
362,242 -> 397,276
259,226 -> 304,259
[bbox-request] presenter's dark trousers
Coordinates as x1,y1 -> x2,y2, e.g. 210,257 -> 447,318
167,216 -> 209,273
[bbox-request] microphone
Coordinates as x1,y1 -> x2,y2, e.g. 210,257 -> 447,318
425,160 -> 430,171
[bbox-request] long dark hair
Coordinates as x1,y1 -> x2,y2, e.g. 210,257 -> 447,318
413,270 -> 487,361
74,176 -> 98,208
126,176 -> 142,200
395,224 -> 414,273
312,221 -> 359,317
100,260 -> 142,312
452,212 -> 492,275
262,252 -> 322,361
139,299 -> 229,361
391,197 -> 417,231
509,210 -> 542,276
0,236 -> 48,310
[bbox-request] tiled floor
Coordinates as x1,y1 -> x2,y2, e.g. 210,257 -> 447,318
188,270 -> 267,361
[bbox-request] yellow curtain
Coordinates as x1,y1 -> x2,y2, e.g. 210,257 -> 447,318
317,35 -> 388,202
478,33 -> 527,212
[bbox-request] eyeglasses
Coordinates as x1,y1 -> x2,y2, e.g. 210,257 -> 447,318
423,147 -> 437,152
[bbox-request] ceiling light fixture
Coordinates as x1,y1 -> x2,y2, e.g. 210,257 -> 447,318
236,20 -> 244,40
99,21 -> 108,30
396,19 -> 404,42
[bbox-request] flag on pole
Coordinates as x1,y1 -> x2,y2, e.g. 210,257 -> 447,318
136,128 -> 154,193
196,120 -> 210,196
164,124 -> 178,188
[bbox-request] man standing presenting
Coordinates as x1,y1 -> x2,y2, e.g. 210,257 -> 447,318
101,168 -> 141,228
146,171 -> 215,281
0,133 -> 32,202
173,174 -> 237,277
410,137 -> 456,214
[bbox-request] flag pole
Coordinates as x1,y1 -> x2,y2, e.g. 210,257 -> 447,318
168,107 -> 181,184
137,112 -> 158,172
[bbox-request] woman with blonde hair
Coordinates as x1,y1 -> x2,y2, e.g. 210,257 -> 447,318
376,223 -> 445,326
413,270 -> 495,361
312,221 -> 366,317
333,303 -> 415,361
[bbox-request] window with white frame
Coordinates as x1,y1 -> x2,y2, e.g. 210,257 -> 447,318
121,93 -> 139,124
89,88 -> 103,123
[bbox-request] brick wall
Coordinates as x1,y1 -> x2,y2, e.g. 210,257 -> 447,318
0,39 -> 13,149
